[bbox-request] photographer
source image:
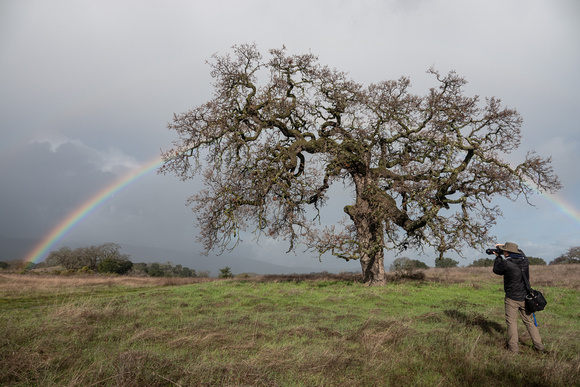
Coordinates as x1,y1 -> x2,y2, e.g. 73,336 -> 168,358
491,242 -> 545,353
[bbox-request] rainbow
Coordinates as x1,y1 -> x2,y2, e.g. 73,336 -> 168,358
23,155 -> 165,264
534,191 -> 580,228
521,180 -> 580,228
22,156 -> 580,264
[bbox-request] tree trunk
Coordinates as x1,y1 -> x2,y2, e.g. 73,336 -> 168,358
347,176 -> 387,286
356,219 -> 387,286
359,245 -> 387,286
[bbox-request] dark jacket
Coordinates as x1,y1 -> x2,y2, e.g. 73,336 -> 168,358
493,252 -> 530,301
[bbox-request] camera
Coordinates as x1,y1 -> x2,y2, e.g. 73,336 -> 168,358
485,248 -> 502,255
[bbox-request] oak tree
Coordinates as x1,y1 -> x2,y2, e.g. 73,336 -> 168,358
550,246 -> 580,265
46,243 -> 130,272
161,44 -> 560,285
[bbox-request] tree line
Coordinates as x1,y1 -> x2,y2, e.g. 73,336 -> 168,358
392,245 -> 580,272
1,244 -> 578,275
131,262 -> 208,278
388,248 -> 578,280
5,243 -> 202,277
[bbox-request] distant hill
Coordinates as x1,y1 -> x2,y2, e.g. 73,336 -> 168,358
118,243 -> 327,276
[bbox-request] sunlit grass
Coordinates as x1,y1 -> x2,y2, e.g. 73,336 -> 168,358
0,266 -> 578,386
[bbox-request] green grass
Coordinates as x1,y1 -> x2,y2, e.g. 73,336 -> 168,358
1,271 -> 579,386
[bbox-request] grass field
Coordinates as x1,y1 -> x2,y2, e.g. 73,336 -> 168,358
1,265 -> 579,386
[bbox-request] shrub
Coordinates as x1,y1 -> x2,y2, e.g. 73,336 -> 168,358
411,259 -> 429,269
219,266 -> 234,278
147,263 -> 165,277
390,257 -> 427,280
79,266 -> 94,274
469,258 -> 495,267
98,257 -> 133,275
435,257 -> 459,268
172,265 -> 196,277
527,256 -> 547,265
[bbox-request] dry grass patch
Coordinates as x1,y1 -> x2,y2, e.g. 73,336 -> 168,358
426,264 -> 580,289
0,273 -> 212,292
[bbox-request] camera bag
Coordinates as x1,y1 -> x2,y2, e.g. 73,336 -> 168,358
520,265 -> 547,313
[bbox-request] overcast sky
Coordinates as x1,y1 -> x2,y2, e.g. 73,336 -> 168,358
1,0 -> 579,272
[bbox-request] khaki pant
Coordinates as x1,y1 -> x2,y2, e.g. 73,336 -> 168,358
505,297 -> 545,352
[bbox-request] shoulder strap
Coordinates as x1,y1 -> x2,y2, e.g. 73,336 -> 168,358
519,251 -> 532,293
520,267 -> 532,293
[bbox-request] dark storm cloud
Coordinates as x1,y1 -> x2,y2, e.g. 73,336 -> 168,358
0,141 -> 116,237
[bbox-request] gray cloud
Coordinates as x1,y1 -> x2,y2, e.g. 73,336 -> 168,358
0,141 -> 115,237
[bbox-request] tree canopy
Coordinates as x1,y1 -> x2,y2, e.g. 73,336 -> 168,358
46,243 -> 130,273
435,258 -> 459,268
550,246 -> 580,265
469,258 -> 495,267
161,44 -> 560,285
527,256 -> 547,266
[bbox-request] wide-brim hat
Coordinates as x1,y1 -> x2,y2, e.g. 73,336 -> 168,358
497,242 -> 520,254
